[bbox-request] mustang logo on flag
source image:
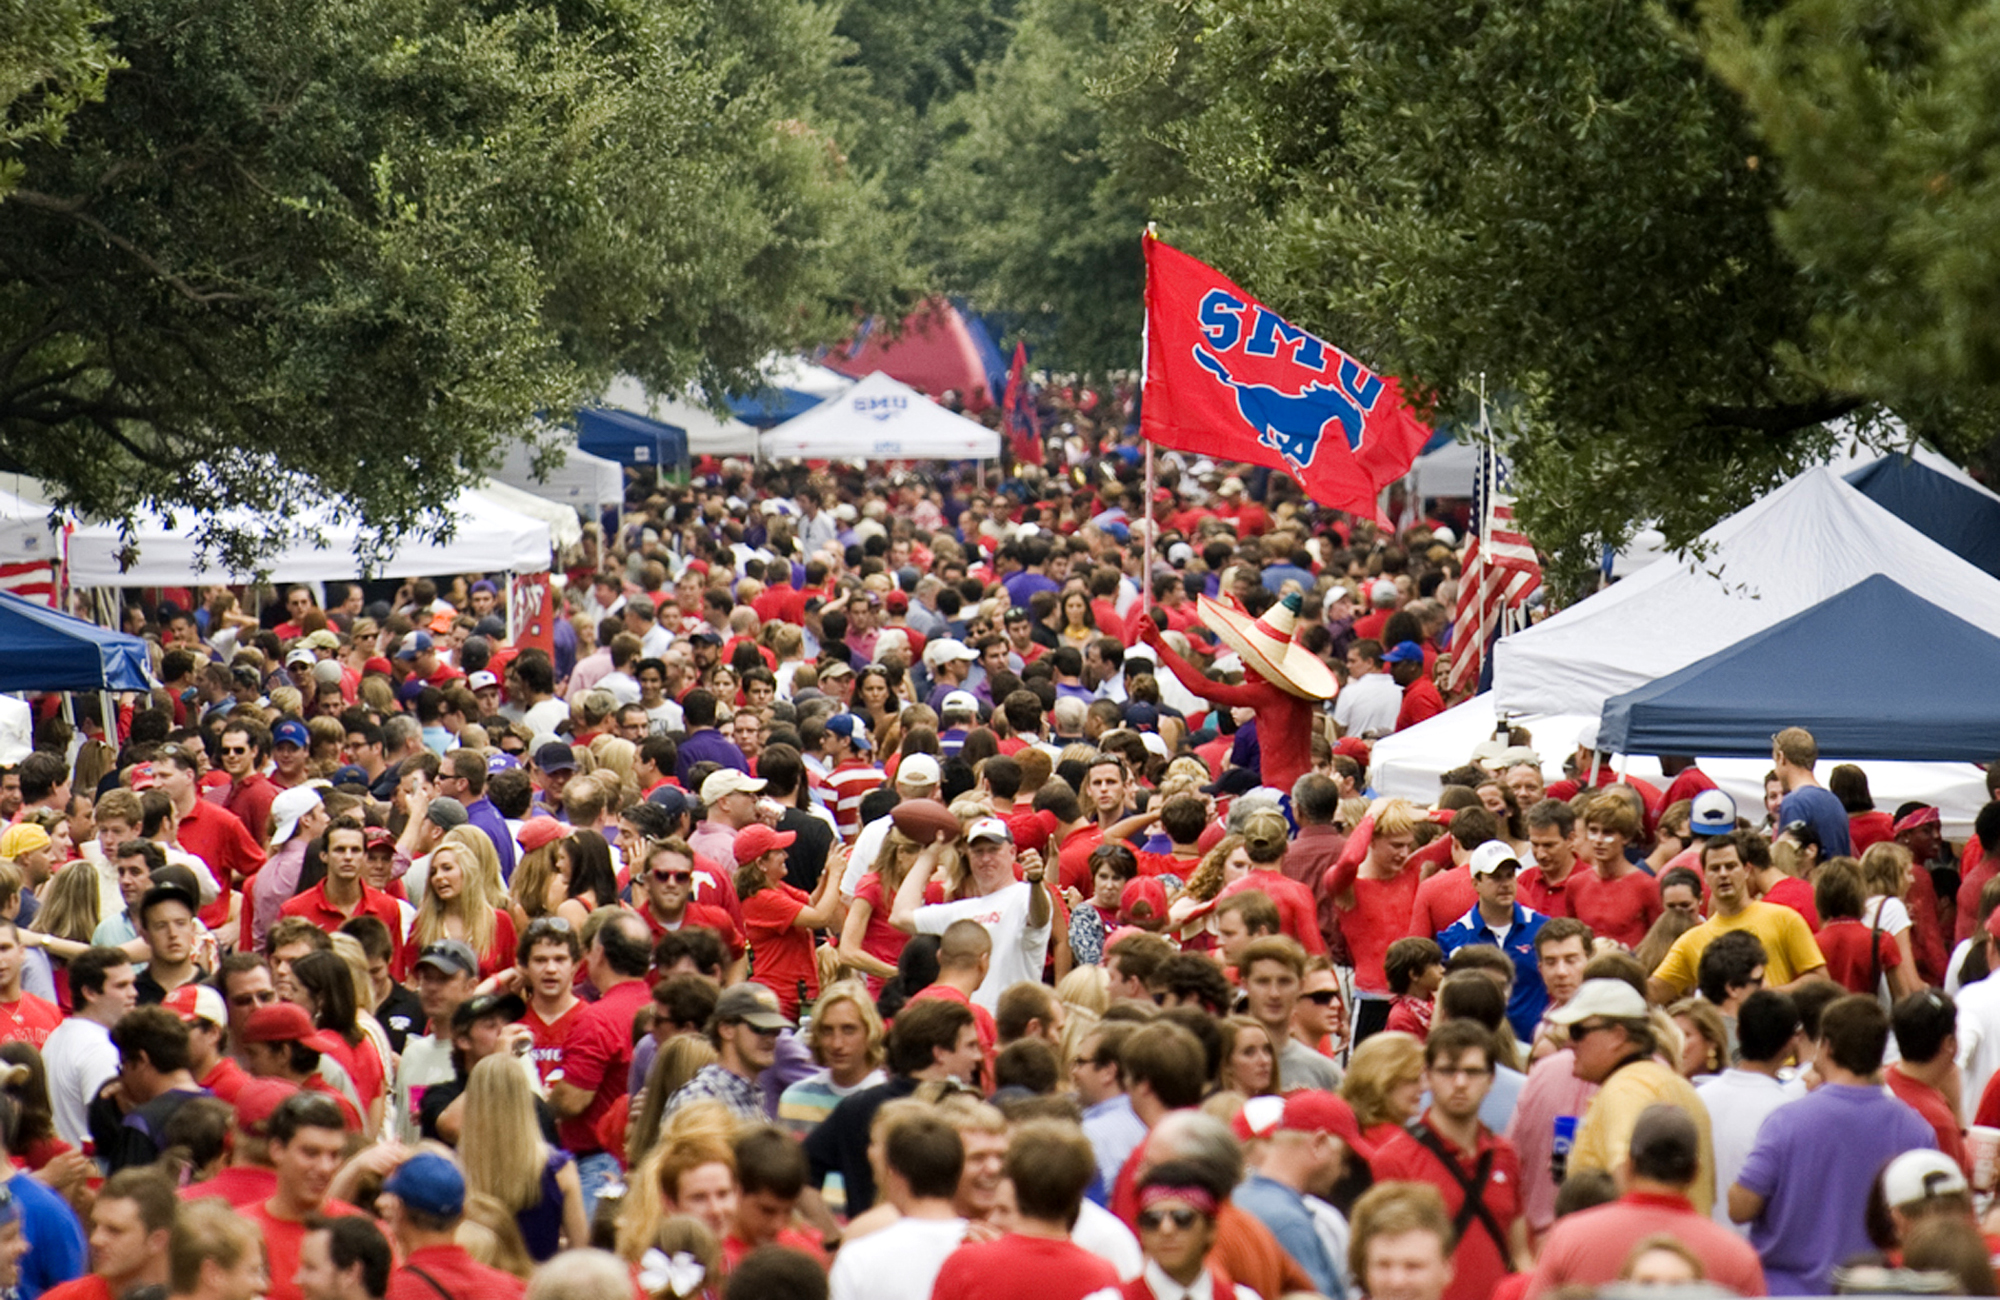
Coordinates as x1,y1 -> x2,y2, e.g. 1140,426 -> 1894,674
1142,232 -> 1431,519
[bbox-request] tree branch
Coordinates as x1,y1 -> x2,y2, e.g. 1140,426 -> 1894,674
7,190 -> 252,306
1698,394 -> 1864,435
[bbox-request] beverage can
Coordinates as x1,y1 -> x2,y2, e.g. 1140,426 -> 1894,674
1552,1115 -> 1577,1155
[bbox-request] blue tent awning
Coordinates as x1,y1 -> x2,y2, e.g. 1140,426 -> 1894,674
1845,455 -> 2000,581
0,591 -> 151,692
1598,574 -> 2000,761
574,407 -> 687,468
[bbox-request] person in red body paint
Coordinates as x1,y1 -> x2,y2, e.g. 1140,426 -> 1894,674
1136,592 -> 1334,799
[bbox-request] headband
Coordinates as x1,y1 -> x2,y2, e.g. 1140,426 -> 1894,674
1138,1184 -> 1217,1217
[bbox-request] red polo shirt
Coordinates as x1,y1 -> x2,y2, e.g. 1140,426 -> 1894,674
219,772 -> 280,849
1219,870 -> 1326,954
1516,863 -> 1579,919
557,976 -> 651,1155
281,880 -> 411,977
639,900 -> 745,964
177,797 -> 266,928
386,1245 -> 526,1300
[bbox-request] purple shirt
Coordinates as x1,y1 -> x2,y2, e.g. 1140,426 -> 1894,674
463,795 -> 516,879
1737,1082 -> 1936,1294
676,728 -> 748,785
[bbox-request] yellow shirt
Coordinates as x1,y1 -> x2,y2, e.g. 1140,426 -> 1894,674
1650,900 -> 1826,996
1569,1057 -> 1717,1213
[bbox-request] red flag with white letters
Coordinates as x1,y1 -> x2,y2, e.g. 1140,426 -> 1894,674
1141,232 -> 1431,519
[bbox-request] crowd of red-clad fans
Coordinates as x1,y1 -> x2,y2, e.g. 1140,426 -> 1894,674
0,442 -> 1994,1300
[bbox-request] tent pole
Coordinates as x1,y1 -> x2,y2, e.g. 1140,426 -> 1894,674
99,690 -> 116,747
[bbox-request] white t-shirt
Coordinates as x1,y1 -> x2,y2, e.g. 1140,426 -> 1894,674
1333,673 -> 1401,738
1072,1198 -> 1143,1281
829,1216 -> 968,1300
44,1016 -> 117,1146
523,699 -> 571,736
913,881 -> 1052,1011
1696,1068 -> 1792,1232
841,815 -> 895,898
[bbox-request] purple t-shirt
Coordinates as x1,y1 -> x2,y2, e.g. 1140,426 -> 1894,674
1737,1082 -> 1936,1294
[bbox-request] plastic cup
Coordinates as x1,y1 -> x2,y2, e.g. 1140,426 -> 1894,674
1967,1125 -> 2000,1191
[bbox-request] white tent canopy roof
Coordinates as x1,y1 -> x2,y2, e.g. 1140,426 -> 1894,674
68,487 -> 553,585
1371,693 -> 1994,838
0,488 -> 60,571
1410,437 -> 1480,499
471,482 -> 581,551
602,376 -> 762,458
491,440 -> 621,515
760,371 -> 1000,461
1491,467 -> 2000,718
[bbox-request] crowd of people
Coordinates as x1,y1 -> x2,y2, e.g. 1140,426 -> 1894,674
0,444 -> 1995,1300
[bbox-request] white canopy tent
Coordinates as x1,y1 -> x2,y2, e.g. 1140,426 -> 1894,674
471,482 -> 581,552
759,371 -> 1001,461
601,376 -> 761,458
1491,467 -> 2000,718
491,440 -> 622,519
1369,694 -> 1994,837
1409,437 -> 1480,500
68,487 -> 553,585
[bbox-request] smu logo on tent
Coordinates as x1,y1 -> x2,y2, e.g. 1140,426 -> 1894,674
1192,288 -> 1385,472
853,394 -> 908,422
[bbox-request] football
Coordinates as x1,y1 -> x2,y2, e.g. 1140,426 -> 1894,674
890,798 -> 961,845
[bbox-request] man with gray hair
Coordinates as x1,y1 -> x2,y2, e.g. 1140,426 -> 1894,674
1525,1105 -> 1764,1296
1052,696 -> 1088,746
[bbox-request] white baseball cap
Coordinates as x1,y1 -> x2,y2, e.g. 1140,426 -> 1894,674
940,691 -> 980,715
1468,841 -> 1524,878
699,770 -> 767,804
1547,979 -> 1649,1025
923,638 -> 978,670
966,817 -> 1012,845
1690,788 -> 1737,836
896,754 -> 942,789
468,671 -> 500,692
1882,1149 -> 1969,1207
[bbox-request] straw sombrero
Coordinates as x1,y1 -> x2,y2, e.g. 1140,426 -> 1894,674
1196,591 -> 1337,701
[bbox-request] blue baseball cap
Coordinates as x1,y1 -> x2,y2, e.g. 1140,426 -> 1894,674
330,764 -> 370,788
645,785 -> 691,818
394,631 -> 434,660
1382,641 -> 1426,665
272,719 -> 310,750
383,1151 -> 465,1218
826,713 -> 872,751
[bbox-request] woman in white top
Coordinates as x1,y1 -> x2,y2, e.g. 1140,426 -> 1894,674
1860,841 -> 1925,1002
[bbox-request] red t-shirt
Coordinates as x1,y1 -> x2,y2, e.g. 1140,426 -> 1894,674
39,1275 -> 109,1300
1219,871 -> 1327,954
246,1197 -> 363,1300
1395,677 -> 1445,731
641,901 -> 745,963
850,874 -> 911,993
1058,825 -> 1106,896
1515,863 -> 1578,920
0,992 -> 64,1048
180,1165 -> 276,1207
907,982 -> 996,1089
1369,1119 -> 1522,1300
1815,919 -> 1901,994
1333,868 -> 1419,994
1567,865 -> 1662,950
199,1055 -> 249,1105
743,883 -> 818,1018
1850,810 -> 1898,854
521,1000 -> 586,1087
556,977 -> 651,1155
1887,1067 -> 1969,1174
1760,875 -> 1820,930
1134,849 -> 1201,880
386,1245 -> 526,1300
1409,863 -> 1477,939
930,1233 -> 1122,1300
722,1227 -> 828,1271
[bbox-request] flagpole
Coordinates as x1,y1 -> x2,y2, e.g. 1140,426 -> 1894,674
1141,224 -> 1156,553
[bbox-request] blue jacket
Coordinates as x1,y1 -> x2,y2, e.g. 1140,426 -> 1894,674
1437,900 -> 1549,1040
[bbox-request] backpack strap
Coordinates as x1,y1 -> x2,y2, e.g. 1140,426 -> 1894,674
1408,1120 -> 1509,1257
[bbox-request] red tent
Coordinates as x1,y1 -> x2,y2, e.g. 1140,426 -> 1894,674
824,299 -> 997,411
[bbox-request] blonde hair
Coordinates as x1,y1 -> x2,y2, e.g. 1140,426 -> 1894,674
627,1037 -> 720,1168
458,1193 -> 536,1279
1859,843 -> 1913,900
1372,798 -> 1421,840
414,825 -> 502,959
462,1055 -> 552,1215
808,980 -> 885,1070
34,860 -> 99,943
1055,964 -> 1110,1017
1183,834 -> 1245,902
638,1217 -> 722,1300
1343,1031 -> 1425,1127
509,842 -> 564,923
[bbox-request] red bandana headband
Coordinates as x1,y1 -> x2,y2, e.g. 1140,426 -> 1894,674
1138,1184 -> 1218,1217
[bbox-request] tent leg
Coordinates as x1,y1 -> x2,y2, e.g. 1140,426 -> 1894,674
100,690 -> 116,747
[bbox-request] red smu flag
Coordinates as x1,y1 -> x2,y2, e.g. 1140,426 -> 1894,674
1001,340 -> 1043,466
1141,232 -> 1432,519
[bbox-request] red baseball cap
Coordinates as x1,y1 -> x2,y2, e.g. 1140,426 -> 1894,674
362,656 -> 394,677
1231,1089 -> 1377,1164
733,823 -> 796,865
243,1003 -> 347,1058
1006,808 -> 1058,858
517,817 -> 568,854
129,762 -> 159,792
1333,736 -> 1372,766
1118,877 -> 1169,926
162,982 -> 226,1027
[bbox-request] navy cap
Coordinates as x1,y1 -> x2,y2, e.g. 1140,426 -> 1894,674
534,741 -> 578,773
383,1151 -> 465,1218
395,631 -> 434,660
646,785 -> 691,818
272,718 -> 310,750
330,764 -> 371,787
825,713 -> 872,751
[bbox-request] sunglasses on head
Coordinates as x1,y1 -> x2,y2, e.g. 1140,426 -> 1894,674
1137,1208 -> 1202,1231
525,916 -> 573,936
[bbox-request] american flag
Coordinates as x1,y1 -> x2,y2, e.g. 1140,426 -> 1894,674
1447,434 -> 1540,697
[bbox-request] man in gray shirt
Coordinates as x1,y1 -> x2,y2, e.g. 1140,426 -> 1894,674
1242,935 -> 1342,1091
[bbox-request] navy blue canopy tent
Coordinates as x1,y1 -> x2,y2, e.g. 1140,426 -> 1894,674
0,590 -> 150,692
1597,574 -> 2000,761
1846,455 -> 2000,581
574,407 -> 688,469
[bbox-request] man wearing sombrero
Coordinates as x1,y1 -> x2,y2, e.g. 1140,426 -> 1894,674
1136,591 -> 1334,795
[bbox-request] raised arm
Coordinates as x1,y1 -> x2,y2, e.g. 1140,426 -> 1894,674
1136,616 -> 1267,709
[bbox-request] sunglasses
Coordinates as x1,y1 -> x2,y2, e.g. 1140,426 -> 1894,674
651,870 -> 693,884
1137,1209 -> 1202,1231
1303,990 -> 1340,1006
219,745 -> 250,757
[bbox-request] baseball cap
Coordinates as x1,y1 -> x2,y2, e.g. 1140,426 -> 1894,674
468,671 -> 500,692
304,629 -> 341,652
383,1152 -> 466,1219
818,660 -> 855,680
423,796 -> 468,831
940,690 -> 980,716
922,638 -> 978,670
896,753 -> 942,789
1333,737 -> 1372,766
1689,789 -> 1737,837
1124,702 -> 1160,731
1546,978 -> 1650,1025
311,660 -> 345,687
966,817 -> 1013,845
231,663 -> 263,688
533,742 -> 578,774
1381,641 -> 1425,665
1467,841 -> 1523,878
415,940 -> 479,979
700,769 -> 767,804
825,713 -> 871,751
268,785 -> 324,846
329,764 -> 370,789
713,984 -> 791,1032
517,817 -> 568,854
1231,1090 -> 1377,1162
363,826 -> 395,853
232,1079 -> 301,1134
1370,580 -> 1399,605
285,647 -> 316,668
242,1003 -> 346,1056
162,982 -> 227,1028
1883,1149 -> 1969,1207
362,656 -> 394,677
1118,877 -> 1169,926
884,591 -> 909,614
484,752 -> 518,776
646,786 -> 691,818
689,628 -> 724,646
139,880 -> 199,924
395,631 -> 434,660
450,991 -> 527,1030
733,823 -> 797,865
